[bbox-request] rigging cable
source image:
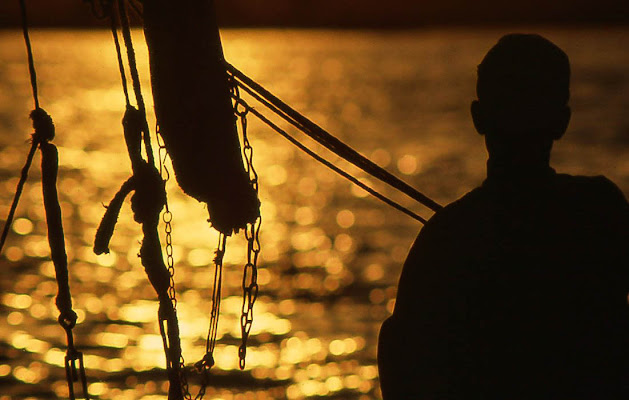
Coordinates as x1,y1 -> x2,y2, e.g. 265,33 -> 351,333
231,95 -> 428,224
0,0 -> 42,252
225,62 -> 443,216
225,65 -> 436,224
117,0 -> 154,166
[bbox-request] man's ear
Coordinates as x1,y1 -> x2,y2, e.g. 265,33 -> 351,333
471,100 -> 486,136
551,106 -> 571,141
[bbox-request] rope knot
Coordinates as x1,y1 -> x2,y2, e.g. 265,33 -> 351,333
30,108 -> 55,143
58,310 -> 78,330
130,163 -> 166,225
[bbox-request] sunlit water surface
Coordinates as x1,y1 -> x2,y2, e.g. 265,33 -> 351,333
0,28 -> 628,399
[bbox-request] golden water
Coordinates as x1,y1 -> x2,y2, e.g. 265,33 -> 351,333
0,28 -> 627,399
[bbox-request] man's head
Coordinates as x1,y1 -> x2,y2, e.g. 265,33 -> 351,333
471,34 -> 571,169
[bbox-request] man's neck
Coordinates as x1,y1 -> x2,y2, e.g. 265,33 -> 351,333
486,158 -> 554,184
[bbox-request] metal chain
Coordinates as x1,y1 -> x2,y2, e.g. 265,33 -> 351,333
231,82 -> 262,370
60,316 -> 89,400
157,127 -> 177,307
156,127 -> 198,400
240,217 -> 261,369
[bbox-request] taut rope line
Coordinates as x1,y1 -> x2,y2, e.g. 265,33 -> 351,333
109,10 -> 131,108
225,62 -> 443,215
232,95 -> 428,224
19,0 -> 39,109
0,140 -> 37,252
117,0 -> 154,166
0,0 -> 42,252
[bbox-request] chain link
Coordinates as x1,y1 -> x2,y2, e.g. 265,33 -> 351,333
61,316 -> 89,400
157,125 -> 196,400
239,216 -> 261,369
157,127 -> 177,308
230,81 -> 263,370
152,75 -> 262,397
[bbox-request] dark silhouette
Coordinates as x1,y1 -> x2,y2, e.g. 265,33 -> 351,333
144,0 -> 260,235
378,34 -> 629,399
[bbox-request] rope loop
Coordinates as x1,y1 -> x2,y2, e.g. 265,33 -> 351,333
58,310 -> 78,330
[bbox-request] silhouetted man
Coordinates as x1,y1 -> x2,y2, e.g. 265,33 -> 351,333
378,34 -> 629,399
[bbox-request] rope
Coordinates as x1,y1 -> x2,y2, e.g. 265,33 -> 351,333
104,6 -> 187,397
225,62 -> 443,214
0,141 -> 37,253
116,0 -> 154,166
206,234 -> 226,356
110,11 -> 130,107
1,0 -> 46,253
19,0 -> 39,109
10,4 -> 89,397
239,101 -> 427,224
41,141 -> 90,400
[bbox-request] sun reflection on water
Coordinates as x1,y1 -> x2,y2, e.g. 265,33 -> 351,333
4,27 -> 626,400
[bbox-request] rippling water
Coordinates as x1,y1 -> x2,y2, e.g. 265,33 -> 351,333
0,28 -> 628,399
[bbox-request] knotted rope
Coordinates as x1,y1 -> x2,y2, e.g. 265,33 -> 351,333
94,2 -> 188,398
1,2 -> 90,397
93,105 -> 184,400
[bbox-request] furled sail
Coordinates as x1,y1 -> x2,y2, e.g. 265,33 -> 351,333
143,0 -> 259,235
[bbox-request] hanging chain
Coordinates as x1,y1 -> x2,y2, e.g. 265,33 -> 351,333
240,217 -> 261,369
110,2 -> 188,397
160,126 -> 223,400
230,81 -> 262,370
60,315 -> 89,400
157,127 -> 177,307
157,126 -> 200,400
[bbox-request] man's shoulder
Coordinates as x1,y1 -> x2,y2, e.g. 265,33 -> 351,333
423,186 -> 490,231
552,173 -> 629,218
420,173 -> 628,236
554,173 -> 626,200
